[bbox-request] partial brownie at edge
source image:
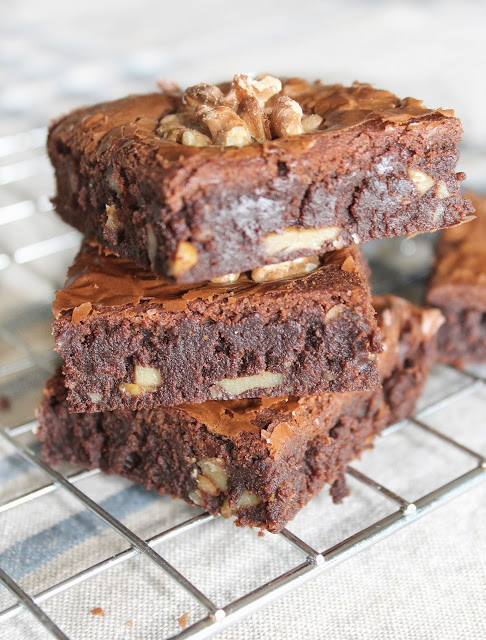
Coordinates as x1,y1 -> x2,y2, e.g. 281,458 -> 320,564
37,296 -> 443,532
48,75 -> 473,283
53,241 -> 381,412
426,193 -> 486,367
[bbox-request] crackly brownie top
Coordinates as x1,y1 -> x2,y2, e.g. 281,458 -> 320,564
52,241 -> 365,320
50,74 -> 455,159
428,194 -> 485,303
153,74 -> 454,148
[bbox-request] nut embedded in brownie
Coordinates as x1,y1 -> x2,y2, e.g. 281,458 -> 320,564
37,295 -> 443,532
427,192 -> 486,367
52,241 -> 381,412
47,74 -> 473,283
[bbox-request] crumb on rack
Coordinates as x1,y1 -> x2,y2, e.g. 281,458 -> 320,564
177,612 -> 189,629
90,606 -> 104,616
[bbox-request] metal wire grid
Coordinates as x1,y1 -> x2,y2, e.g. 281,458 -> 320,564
0,131 -> 485,640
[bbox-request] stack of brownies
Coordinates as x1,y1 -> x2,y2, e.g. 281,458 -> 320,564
37,75 -> 472,532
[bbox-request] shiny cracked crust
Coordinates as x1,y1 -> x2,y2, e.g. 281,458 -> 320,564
52,240 -> 361,319
155,74 -> 453,147
48,75 -> 473,283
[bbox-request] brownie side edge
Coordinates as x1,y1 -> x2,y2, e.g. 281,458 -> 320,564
53,279 -> 382,412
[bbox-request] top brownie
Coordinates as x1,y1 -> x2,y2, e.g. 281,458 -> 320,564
48,74 -> 473,283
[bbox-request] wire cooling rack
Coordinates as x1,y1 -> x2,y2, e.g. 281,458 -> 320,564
0,130 -> 485,640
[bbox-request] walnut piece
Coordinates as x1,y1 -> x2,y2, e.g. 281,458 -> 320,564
198,458 -> 228,491
183,83 -> 224,109
435,180 -> 450,200
325,304 -> 347,323
188,491 -> 202,506
251,256 -> 319,283
420,309 -> 444,338
119,367 -> 162,396
210,371 -> 284,398
134,365 -> 162,388
238,94 -> 267,143
87,392 -> 102,404
211,272 -> 240,284
196,104 -> 251,147
146,224 -> 157,269
270,96 -> 304,137
408,168 -> 435,195
244,74 -> 282,107
181,130 -> 212,147
196,475 -> 219,496
157,112 -> 198,142
105,204 -> 123,231
220,499 -> 233,519
118,383 -> 142,397
220,491 -> 262,518
231,74 -> 276,142
168,241 -> 198,276
433,203 -> 445,223
302,113 -> 323,133
263,226 -> 342,256
237,490 -> 262,508
157,111 -> 211,147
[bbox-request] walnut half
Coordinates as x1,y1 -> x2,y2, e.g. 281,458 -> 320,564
270,96 -> 304,137
196,105 -> 251,147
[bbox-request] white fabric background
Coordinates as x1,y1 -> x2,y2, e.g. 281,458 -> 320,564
1,1 -> 485,638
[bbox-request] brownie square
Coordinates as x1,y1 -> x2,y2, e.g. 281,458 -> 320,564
53,241 -> 381,412
48,75 -> 472,283
427,192 -> 486,367
37,296 -> 442,532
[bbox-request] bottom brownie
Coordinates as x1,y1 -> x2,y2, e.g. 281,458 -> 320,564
36,296 -> 442,532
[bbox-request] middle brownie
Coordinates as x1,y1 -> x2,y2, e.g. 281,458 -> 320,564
53,242 -> 381,412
